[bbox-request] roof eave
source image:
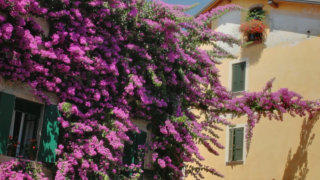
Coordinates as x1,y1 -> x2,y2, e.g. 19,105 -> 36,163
195,0 -> 320,17
194,0 -> 220,17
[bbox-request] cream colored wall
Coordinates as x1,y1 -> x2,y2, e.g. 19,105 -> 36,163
195,37 -> 320,180
191,1 -> 320,180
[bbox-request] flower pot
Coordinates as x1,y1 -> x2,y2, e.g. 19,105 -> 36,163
248,33 -> 263,42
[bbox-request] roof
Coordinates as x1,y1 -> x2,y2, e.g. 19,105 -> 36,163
194,0 -> 220,16
278,0 -> 320,4
161,0 -> 215,16
196,0 -> 320,16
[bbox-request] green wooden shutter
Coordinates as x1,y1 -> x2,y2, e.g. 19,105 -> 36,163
0,92 -> 15,154
228,128 -> 234,162
233,127 -> 244,161
232,62 -> 246,92
38,105 -> 60,163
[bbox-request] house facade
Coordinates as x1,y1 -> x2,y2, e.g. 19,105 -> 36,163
192,0 -> 320,179
0,78 -> 152,179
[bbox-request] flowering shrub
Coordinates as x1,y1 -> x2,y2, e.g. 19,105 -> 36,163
0,159 -> 47,179
0,0 -> 318,179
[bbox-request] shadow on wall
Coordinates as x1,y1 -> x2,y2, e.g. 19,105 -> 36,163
240,43 -> 266,66
282,114 -> 319,180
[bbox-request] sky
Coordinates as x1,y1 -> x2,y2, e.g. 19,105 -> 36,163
162,0 -> 213,16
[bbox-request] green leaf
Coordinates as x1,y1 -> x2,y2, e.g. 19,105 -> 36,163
61,102 -> 72,113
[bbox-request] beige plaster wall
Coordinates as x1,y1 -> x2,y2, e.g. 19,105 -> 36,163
192,36 -> 320,180
190,1 -> 320,179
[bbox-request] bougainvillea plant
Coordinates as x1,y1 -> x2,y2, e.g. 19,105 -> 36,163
0,0 -> 318,179
0,159 -> 47,179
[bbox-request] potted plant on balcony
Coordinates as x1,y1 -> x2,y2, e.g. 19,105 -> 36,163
24,138 -> 38,160
240,6 -> 266,45
240,19 -> 266,43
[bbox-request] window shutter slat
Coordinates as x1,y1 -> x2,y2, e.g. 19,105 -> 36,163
0,92 -> 15,154
233,128 -> 244,161
239,62 -> 246,91
228,128 -> 234,162
232,64 -> 239,92
37,105 -> 60,163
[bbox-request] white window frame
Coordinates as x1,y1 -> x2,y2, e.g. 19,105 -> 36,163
225,124 -> 247,165
228,58 -> 249,94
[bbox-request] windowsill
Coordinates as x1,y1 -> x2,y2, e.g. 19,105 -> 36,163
231,90 -> 246,97
0,154 -> 37,163
0,154 -> 15,162
226,160 -> 244,166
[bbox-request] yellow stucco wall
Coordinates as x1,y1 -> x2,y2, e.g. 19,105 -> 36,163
189,1 -> 320,180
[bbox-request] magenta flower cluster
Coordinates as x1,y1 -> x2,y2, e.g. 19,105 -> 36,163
0,159 -> 47,179
0,0 -> 318,179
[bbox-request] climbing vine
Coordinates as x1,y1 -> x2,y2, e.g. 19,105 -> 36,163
0,0 -> 318,179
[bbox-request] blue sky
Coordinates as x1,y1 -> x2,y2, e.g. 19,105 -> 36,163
162,0 -> 213,15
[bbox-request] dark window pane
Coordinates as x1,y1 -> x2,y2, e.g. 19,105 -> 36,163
7,98 -> 42,160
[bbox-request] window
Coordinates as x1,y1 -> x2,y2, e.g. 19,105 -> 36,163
241,5 -> 266,42
121,128 -> 155,179
7,98 -> 42,160
231,61 -> 246,92
227,126 -> 245,163
247,6 -> 265,21
0,91 -> 60,163
122,130 -> 148,178
123,131 -> 147,166
247,6 -> 265,42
